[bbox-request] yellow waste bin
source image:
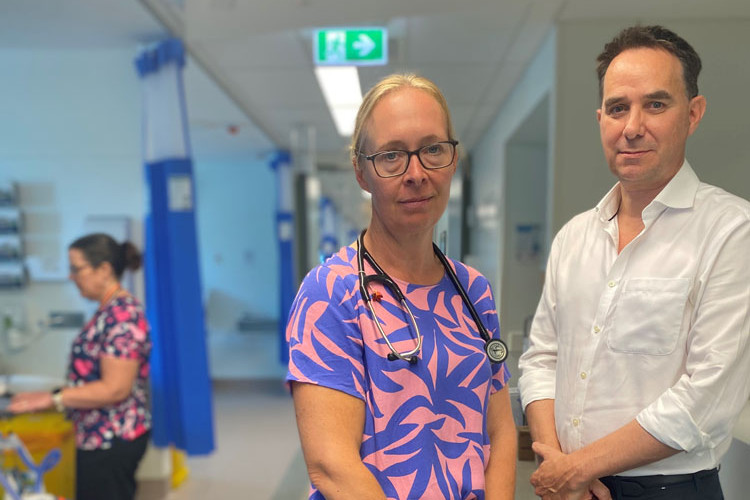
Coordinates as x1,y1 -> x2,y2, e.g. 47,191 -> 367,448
0,412 -> 75,499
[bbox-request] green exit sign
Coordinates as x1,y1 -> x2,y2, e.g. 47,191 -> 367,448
314,28 -> 388,66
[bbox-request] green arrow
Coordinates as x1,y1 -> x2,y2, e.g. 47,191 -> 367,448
352,33 -> 375,58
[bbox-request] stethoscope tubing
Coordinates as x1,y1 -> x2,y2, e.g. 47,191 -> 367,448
357,231 -> 506,364
357,234 -> 421,362
432,244 -> 492,344
364,297 -> 422,363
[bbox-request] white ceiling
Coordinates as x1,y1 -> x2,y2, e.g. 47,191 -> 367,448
3,0 -> 750,170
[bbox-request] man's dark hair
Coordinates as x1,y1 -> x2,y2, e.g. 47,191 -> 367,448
596,25 -> 702,100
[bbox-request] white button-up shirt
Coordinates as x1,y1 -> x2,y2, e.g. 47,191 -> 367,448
519,161 -> 750,476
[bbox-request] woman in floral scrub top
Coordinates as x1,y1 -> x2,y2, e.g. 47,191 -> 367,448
10,233 -> 151,500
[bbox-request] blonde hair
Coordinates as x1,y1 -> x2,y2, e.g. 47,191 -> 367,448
350,73 -> 456,166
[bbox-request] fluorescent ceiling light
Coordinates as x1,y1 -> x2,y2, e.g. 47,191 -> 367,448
314,66 -> 362,137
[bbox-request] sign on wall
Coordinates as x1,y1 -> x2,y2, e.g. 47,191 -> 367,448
314,28 -> 388,66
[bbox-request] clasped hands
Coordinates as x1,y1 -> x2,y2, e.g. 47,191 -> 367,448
531,442 -> 611,500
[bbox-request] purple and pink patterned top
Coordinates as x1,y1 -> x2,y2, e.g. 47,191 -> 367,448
67,295 -> 152,450
287,245 -> 510,500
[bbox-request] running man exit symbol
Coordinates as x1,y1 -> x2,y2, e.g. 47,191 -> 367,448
315,28 -> 388,66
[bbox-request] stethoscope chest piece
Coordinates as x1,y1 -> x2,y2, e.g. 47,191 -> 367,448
485,338 -> 508,364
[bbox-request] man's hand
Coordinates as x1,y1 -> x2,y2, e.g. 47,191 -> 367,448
588,479 -> 612,500
531,442 -> 612,500
531,442 -> 583,496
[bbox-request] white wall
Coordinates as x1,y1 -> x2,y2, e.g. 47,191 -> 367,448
469,30 -> 556,311
501,143 -> 547,336
0,48 -> 145,377
193,157 -> 285,379
719,439 -> 750,500
0,47 -> 286,381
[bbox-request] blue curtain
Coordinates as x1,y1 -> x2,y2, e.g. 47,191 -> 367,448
319,196 -> 338,262
270,151 -> 295,364
135,39 -> 215,455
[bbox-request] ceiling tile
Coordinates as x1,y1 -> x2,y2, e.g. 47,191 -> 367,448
192,31 -> 312,69
404,7 -> 527,64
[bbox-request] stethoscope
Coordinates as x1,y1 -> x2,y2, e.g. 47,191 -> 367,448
357,231 -> 508,365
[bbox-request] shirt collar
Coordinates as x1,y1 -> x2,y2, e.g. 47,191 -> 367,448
594,160 -> 699,223
650,160 -> 699,210
595,183 -> 622,223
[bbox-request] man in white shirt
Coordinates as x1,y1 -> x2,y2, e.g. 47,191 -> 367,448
518,25 -> 750,500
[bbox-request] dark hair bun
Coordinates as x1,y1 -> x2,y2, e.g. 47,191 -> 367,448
122,241 -> 142,272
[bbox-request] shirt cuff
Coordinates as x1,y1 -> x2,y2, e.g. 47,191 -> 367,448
636,396 -> 710,452
518,370 -> 556,410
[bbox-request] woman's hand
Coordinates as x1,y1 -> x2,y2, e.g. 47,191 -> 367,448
8,391 -> 54,413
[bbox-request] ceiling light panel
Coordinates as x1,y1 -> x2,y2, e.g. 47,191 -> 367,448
314,66 -> 362,136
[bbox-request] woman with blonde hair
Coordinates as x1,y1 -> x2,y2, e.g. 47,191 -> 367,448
286,74 -> 517,499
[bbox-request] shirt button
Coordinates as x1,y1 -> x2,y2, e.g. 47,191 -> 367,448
572,418 -> 580,427
580,372 -> 587,380
608,280 -> 616,288
593,326 -> 601,334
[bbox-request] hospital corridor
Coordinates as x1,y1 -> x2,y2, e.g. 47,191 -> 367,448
2,0 -> 750,499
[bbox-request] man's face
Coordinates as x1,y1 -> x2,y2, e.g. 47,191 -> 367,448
597,47 -> 705,193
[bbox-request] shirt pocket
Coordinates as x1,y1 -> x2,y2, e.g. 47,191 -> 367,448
608,278 -> 690,355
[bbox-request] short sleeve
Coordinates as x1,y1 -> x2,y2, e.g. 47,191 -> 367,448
102,303 -> 149,360
286,264 -> 368,401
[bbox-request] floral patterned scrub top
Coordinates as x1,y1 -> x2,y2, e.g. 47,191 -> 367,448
286,245 -> 510,500
67,295 -> 152,450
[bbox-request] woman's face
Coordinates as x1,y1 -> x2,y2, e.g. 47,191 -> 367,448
355,87 -> 456,236
68,248 -> 108,301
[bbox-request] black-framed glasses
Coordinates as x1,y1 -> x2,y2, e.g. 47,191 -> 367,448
361,140 -> 458,178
